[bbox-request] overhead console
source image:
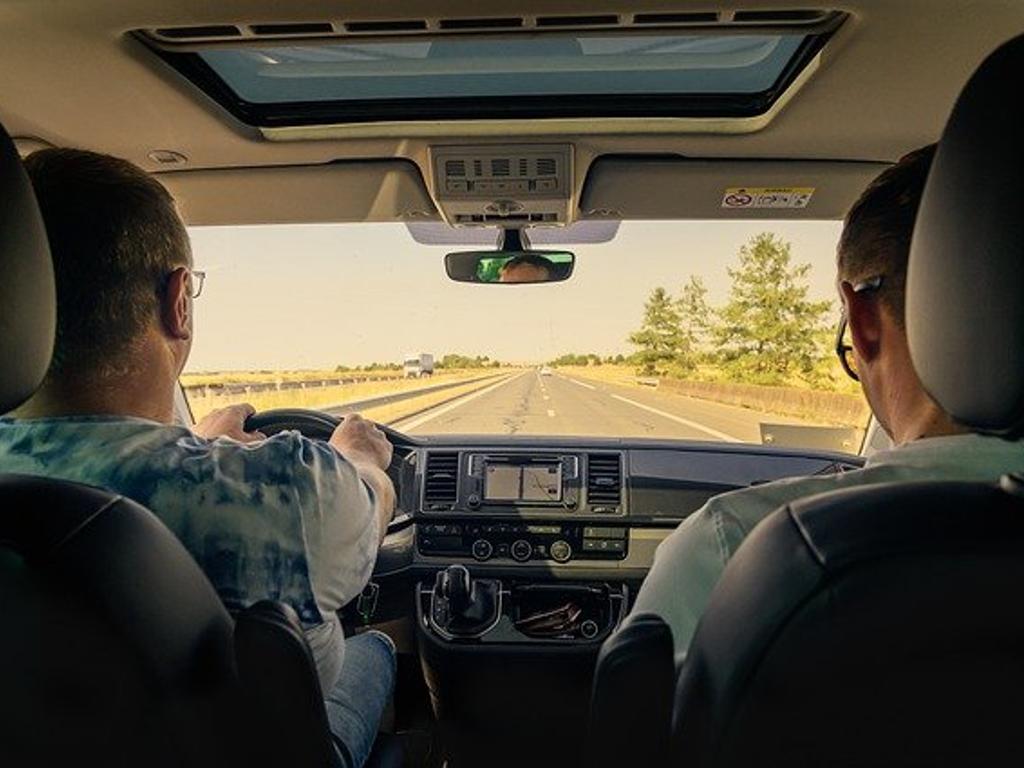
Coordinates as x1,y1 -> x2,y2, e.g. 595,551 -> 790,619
428,144 -> 575,227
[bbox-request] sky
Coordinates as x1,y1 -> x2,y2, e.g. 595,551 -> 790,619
185,219 -> 843,372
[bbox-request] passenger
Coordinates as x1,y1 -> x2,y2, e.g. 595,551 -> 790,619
498,253 -> 554,283
0,149 -> 395,768
633,145 -> 1024,662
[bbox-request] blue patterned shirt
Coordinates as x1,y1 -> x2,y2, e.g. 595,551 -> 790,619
0,416 -> 380,628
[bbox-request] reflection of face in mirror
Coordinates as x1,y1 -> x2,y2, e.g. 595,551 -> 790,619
498,254 -> 555,283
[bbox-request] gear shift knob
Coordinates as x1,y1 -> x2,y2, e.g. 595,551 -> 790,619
440,564 -> 472,613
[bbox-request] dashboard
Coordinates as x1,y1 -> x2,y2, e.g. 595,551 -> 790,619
381,436 -> 862,577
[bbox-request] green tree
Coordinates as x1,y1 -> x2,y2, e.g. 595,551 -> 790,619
628,287 -> 694,376
677,275 -> 713,356
712,233 -> 830,384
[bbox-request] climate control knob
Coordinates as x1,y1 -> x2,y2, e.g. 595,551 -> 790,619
550,539 -> 572,563
471,539 -> 493,561
510,539 -> 533,562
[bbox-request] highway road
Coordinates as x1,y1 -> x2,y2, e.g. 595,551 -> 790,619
391,370 -> 809,443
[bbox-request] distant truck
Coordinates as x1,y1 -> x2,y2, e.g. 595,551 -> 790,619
404,352 -> 435,378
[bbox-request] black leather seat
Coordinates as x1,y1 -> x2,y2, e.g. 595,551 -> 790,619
0,125 -> 401,767
670,32 -> 1024,768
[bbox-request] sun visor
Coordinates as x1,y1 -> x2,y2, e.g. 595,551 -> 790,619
158,160 -> 438,226
579,157 -> 889,220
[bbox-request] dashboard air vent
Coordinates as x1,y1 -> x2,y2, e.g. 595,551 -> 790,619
536,157 -> 557,176
446,159 -> 467,178
424,452 -> 459,508
587,454 -> 622,509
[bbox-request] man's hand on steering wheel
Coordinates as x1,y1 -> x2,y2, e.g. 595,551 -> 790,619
327,413 -> 397,540
329,413 -> 393,471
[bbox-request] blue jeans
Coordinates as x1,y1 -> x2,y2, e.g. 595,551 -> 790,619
323,629 -> 397,768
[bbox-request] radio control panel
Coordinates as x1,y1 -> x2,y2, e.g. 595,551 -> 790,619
417,521 -> 628,564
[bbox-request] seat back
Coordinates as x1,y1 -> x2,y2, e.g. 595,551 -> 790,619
672,480 -> 1024,767
235,601 -> 338,767
587,612 -> 675,768
0,474 -> 245,768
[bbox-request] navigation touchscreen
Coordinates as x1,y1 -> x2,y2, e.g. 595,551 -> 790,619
484,463 -> 563,503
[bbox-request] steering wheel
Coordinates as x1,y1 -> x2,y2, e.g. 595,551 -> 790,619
243,408 -> 416,534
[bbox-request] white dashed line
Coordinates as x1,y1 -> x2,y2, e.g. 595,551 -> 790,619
610,394 -> 740,442
567,378 -> 596,390
546,409 -> 556,418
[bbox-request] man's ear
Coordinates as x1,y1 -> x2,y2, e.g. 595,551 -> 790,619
841,280 -> 882,366
160,266 -> 192,342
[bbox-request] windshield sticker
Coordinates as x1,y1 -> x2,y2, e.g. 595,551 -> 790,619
721,187 -> 815,209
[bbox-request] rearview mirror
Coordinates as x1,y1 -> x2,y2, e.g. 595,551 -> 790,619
445,250 -> 575,284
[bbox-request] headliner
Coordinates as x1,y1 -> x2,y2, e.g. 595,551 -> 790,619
0,0 -> 1019,225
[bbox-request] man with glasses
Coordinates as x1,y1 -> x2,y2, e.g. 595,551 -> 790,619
633,144 -> 1024,661
0,149 -> 396,768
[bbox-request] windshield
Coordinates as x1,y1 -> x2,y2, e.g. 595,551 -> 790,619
183,221 -> 869,454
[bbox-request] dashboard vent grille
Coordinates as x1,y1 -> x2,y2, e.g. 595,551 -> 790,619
445,159 -> 467,178
424,452 -> 459,507
587,454 -> 622,508
536,157 -> 557,176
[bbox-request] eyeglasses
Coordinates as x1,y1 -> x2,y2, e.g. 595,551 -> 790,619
835,275 -> 883,382
188,269 -> 206,299
162,268 -> 206,300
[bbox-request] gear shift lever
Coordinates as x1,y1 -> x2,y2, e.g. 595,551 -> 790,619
439,564 -> 472,615
430,565 -> 500,638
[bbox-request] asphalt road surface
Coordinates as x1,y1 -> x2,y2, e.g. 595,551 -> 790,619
392,370 -> 810,443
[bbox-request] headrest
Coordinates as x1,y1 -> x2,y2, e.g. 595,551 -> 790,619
0,123 -> 55,413
907,34 -> 1024,437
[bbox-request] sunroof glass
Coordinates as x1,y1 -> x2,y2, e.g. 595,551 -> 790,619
199,33 -> 807,104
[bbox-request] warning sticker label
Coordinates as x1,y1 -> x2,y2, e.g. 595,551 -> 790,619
721,187 -> 815,209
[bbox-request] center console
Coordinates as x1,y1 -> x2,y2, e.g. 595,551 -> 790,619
411,447 -> 634,767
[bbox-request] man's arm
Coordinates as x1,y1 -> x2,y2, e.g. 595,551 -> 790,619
631,500 -> 737,663
328,414 -> 395,544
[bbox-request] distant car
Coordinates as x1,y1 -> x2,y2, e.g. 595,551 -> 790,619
539,366 -> 553,376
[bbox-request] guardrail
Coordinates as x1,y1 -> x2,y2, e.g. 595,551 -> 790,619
182,372 -> 408,398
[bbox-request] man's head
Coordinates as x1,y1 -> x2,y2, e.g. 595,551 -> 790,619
836,144 -> 960,443
23,149 -> 195,398
498,254 -> 554,283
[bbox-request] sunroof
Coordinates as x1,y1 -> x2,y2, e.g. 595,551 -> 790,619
150,28 -> 834,127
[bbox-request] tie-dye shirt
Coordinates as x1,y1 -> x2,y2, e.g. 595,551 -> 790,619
0,415 -> 380,628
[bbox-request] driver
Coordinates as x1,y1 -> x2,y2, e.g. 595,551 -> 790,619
498,253 -> 554,283
0,149 -> 396,768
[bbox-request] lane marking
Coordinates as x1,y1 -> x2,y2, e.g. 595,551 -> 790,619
567,378 -> 596,390
393,372 -> 525,431
543,394 -> 550,401
546,409 -> 556,418
610,394 -> 741,442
